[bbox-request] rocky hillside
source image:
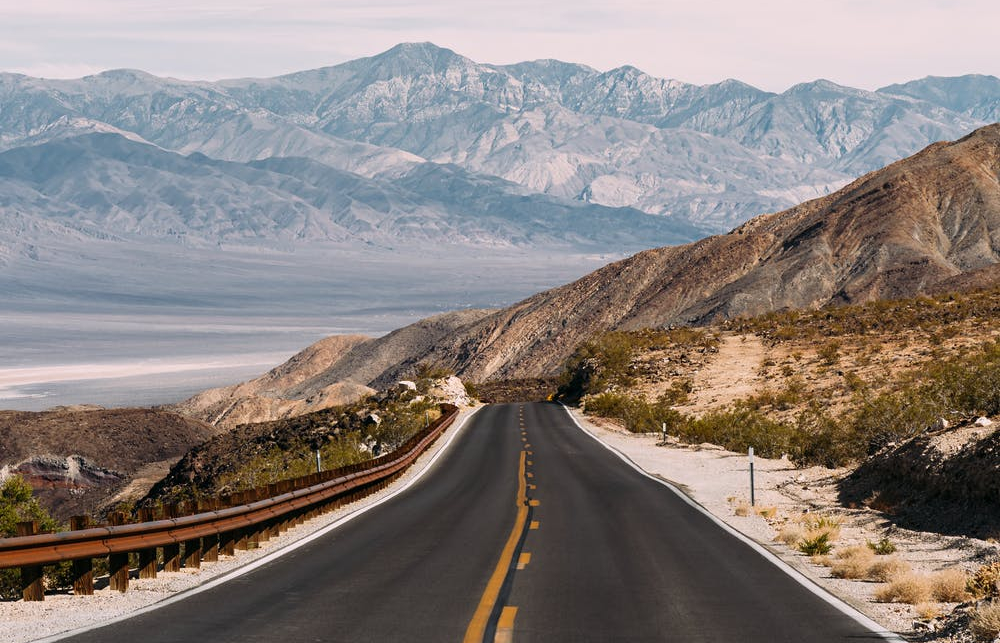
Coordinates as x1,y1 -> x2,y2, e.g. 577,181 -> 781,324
0,407 -> 219,520
840,418 -> 1000,538
174,124 -> 1000,425
175,310 -> 492,427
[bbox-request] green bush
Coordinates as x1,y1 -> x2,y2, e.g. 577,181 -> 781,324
678,405 -> 795,458
867,537 -> 897,555
583,392 -> 683,434
1,475 -> 63,600
798,532 -> 834,555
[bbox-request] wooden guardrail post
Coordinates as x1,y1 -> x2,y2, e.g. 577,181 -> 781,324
245,490 -> 261,548
108,512 -> 129,592
218,494 -> 236,556
17,521 -> 44,601
162,504 -> 181,572
264,484 -> 280,539
136,507 -> 158,579
181,501 -> 203,569
200,500 -> 220,563
233,493 -> 249,551
69,516 -> 94,595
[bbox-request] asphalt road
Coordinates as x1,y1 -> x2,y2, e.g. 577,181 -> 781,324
58,403 -> 892,642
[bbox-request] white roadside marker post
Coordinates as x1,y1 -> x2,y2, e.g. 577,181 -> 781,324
661,422 -> 666,443
748,446 -> 755,507
316,449 -> 322,474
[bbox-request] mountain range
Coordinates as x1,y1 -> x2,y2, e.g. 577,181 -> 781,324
176,123 -> 1000,426
1,41 -> 998,255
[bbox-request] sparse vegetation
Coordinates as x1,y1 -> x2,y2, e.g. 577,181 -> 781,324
798,531 -> 834,556
148,387 -> 444,505
971,601 -> 1000,641
776,524 -> 805,548
867,557 -> 912,583
968,561 -> 1000,599
930,569 -> 969,602
754,505 -> 777,519
874,573 -> 932,604
914,602 -> 943,621
0,475 -> 64,600
830,546 -> 875,579
867,537 -> 897,555
725,288 -> 1000,342
558,328 -> 718,402
567,312 -> 1000,468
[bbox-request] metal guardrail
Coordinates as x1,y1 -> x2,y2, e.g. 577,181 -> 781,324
0,404 -> 459,600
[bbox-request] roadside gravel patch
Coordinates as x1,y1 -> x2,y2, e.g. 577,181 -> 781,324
0,406 -> 480,643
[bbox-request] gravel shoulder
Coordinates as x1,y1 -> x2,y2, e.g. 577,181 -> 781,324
0,406 -> 481,643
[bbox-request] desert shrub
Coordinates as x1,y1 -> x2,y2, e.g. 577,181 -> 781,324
818,341 -> 842,365
789,403 -> 859,467
968,561 -> 1000,599
754,505 -> 778,519
848,389 -> 940,455
868,557 -> 912,583
830,546 -> 875,579
744,377 -> 806,411
931,569 -> 970,602
679,405 -> 795,458
658,378 -> 693,405
725,287 -> 1000,342
867,537 -> 897,555
920,340 -> 1000,417
971,601 -> 1000,641
733,500 -> 752,517
582,391 -> 685,434
583,392 -> 683,433
874,573 -> 932,604
558,328 -> 719,402
795,513 -> 842,555
914,603 -> 943,620
798,532 -> 833,556
0,476 -> 63,600
415,362 -> 454,393
776,524 -> 805,547
557,332 -> 637,400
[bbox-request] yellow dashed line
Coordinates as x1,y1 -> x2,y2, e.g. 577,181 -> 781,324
530,521 -> 540,530
529,499 -> 540,507
516,552 -> 531,570
494,606 -> 518,643
526,472 -> 534,478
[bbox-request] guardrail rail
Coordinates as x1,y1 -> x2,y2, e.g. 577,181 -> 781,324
0,404 -> 459,601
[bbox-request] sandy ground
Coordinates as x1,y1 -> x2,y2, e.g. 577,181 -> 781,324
573,409 -> 997,642
679,334 -> 767,411
0,407 -> 481,643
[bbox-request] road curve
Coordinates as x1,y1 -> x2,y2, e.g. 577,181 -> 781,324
54,402 -> 893,642
56,404 -> 524,643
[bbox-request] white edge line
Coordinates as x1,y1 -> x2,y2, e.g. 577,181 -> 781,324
33,406 -> 482,643
559,403 -> 906,643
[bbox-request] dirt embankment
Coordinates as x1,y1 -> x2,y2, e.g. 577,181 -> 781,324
0,407 -> 219,520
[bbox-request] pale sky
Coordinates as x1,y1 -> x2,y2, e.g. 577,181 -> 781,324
1,0 -> 997,91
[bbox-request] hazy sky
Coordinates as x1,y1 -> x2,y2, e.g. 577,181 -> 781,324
1,0 -> 997,91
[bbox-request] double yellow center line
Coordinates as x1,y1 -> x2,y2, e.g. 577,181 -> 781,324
462,449 -> 530,643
